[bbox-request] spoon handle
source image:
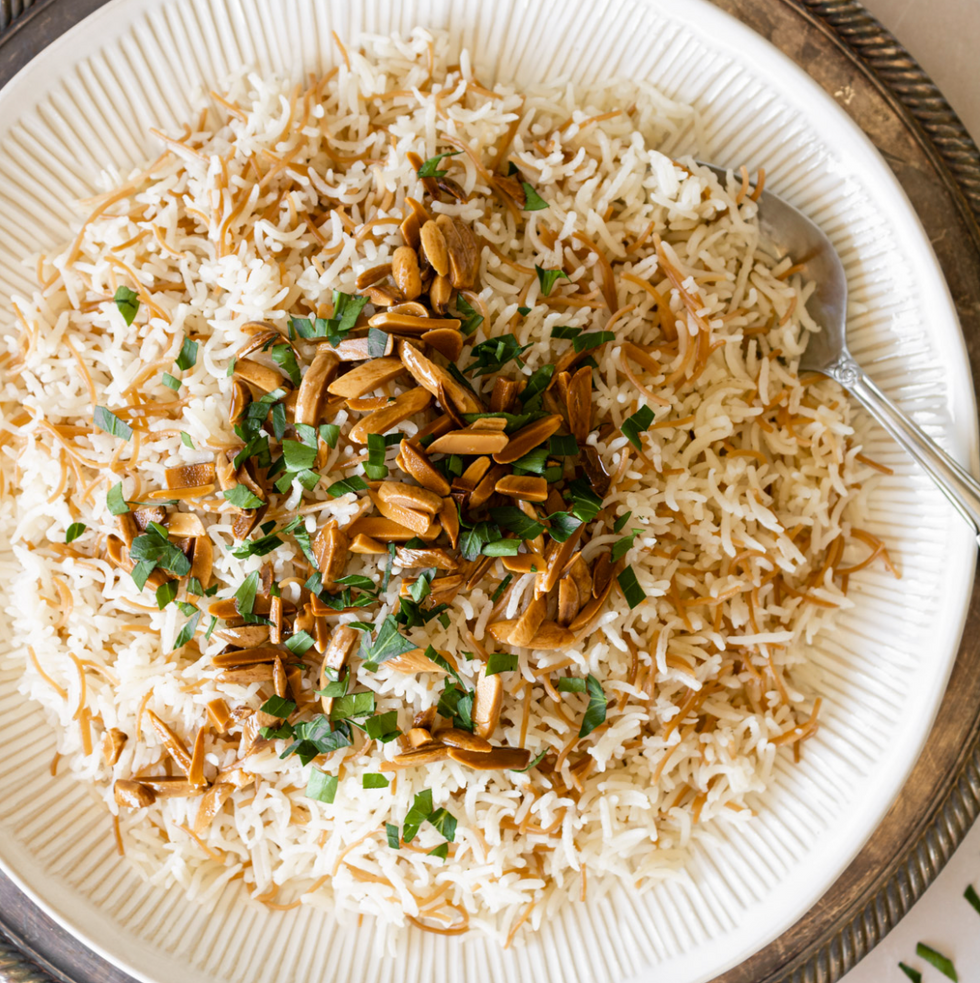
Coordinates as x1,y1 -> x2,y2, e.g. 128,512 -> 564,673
829,355 -> 980,539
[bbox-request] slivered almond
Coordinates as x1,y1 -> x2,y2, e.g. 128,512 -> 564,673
509,596 -> 547,647
427,429 -> 509,455
459,455 -> 492,490
165,462 -> 216,489
215,625 -> 270,648
592,551 -> 613,598
367,285 -> 400,307
295,348 -> 340,426
435,727 -> 492,752
468,416 -> 509,432
493,415 -> 562,464
570,560 -> 622,633
394,547 -> 458,570
540,523 -> 585,595
235,324 -> 281,358
429,572 -> 464,605
567,365 -> 593,442
439,498 -> 460,549
387,647 -> 457,673
446,745 -> 531,771
346,396 -> 391,411
407,727 -> 432,747
465,555 -> 494,591
369,489 -> 434,538
569,554 -> 593,601
383,746 -> 451,769
398,339 -> 484,415
349,533 -> 388,554
319,625 -> 358,714
388,302 -> 430,317
114,780 -> 155,809
495,475 -> 548,502
435,215 -> 480,289
469,464 -> 509,510
355,263 -> 392,289
398,440 -> 451,496
217,666 -> 274,684
429,274 -> 452,313
348,386 -> 432,444
206,699 -> 232,733
312,519 -> 348,583
422,327 -> 463,362
211,645 -> 285,668
166,512 -> 206,538
473,665 -> 503,740
327,357 -> 405,399
230,379 -> 252,423
135,777 -> 207,797
545,488 -> 566,515
146,710 -> 192,774
273,655 -> 287,698
501,552 -> 546,574
117,512 -> 138,548
369,311 -> 460,334
582,446 -> 611,497
490,377 -> 523,413
102,728 -> 127,767
392,246 -> 423,300
420,220 -> 450,277
329,335 -> 395,360
400,210 -> 421,250
348,516 -> 424,542
193,783 -> 235,835
406,196 -> 430,226
408,413 -> 454,447
234,358 -> 285,393
557,577 -> 581,627
379,480 -> 443,515
486,620 -> 574,650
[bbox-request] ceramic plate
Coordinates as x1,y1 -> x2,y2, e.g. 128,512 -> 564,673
0,1 -> 975,982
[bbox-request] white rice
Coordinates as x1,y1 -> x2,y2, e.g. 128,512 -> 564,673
0,28 -> 885,945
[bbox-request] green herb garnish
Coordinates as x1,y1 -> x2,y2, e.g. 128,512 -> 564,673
416,149 -> 461,178
223,484 -> 265,509
113,285 -> 140,325
65,522 -> 86,543
521,182 -> 548,211
362,773 -> 389,789
486,652 -> 518,675
579,674 -> 607,738
306,769 -> 338,804
621,404 -> 655,451
535,264 -> 569,296
915,944 -> 958,981
617,565 -> 645,609
93,406 -> 133,442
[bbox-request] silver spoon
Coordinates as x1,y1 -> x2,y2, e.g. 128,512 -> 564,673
699,161 -> 980,536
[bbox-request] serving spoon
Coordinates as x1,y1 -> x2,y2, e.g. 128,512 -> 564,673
700,161 -> 980,537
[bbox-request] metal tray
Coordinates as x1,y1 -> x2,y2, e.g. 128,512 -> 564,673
1,1 -> 979,981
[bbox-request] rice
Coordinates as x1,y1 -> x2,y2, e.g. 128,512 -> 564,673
0,27 -> 891,946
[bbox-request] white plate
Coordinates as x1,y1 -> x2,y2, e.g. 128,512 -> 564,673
0,1 -> 975,982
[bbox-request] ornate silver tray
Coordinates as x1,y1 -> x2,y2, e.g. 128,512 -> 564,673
1,1 -> 979,981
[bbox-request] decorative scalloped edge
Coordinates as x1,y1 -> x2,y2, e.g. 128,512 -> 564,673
0,3 -> 977,983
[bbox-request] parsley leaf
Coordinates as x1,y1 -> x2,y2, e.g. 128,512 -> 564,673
613,510 -> 632,533
261,695 -> 296,718
360,616 -> 416,671
455,294 -> 484,337
65,522 -> 86,543
93,406 -> 133,442
518,364 -> 554,409
106,481 -> 130,515
129,524 -> 191,577
617,565 -> 645,609
490,506 -> 545,540
535,264 -> 569,296
319,423 -> 340,448
306,769 -> 338,804
362,773 -> 389,789
155,581 -> 178,609
367,327 -> 389,358
521,182 -> 548,211
579,674 -> 607,738
162,372 -> 181,391
402,789 -> 433,843
915,944 -> 958,981
270,343 -> 301,386
465,334 -> 531,378
486,652 -> 518,675
233,570 -> 260,617
175,336 -> 198,371
573,331 -> 615,353
621,404 -> 655,451
223,484 -> 265,509
416,149 -> 461,178
327,476 -> 369,498
113,285 -> 140,325
611,528 -> 642,562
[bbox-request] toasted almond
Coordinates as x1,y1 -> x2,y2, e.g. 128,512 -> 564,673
490,377 -> 523,413
421,327 -> 464,362
408,413 -> 454,447
367,285 -> 401,307
540,522 -> 586,595
406,195 -> 430,225
557,577 -> 581,627
407,727 -> 433,747
231,508 -> 262,542
329,335 -> 395,360
394,546 -> 458,570
501,552 -> 546,574
428,429 -> 509,455
568,365 -> 593,443
468,416 -> 509,432
295,348 -> 340,426
459,455 -> 492,490
392,245 -> 423,300
493,415 -> 562,464
382,746 -> 452,769
379,480 -> 443,515
439,498 -> 460,550
592,550 -> 613,598
102,728 -> 128,767
369,489 -> 434,538
217,666 -> 274,684
193,783 -> 235,835
495,475 -> 548,502
569,554 -> 593,601
348,516 -> 424,542
135,776 -> 208,798
386,646 -> 456,673
435,727 -> 492,752
114,779 -> 155,809
234,324 -> 281,358
348,386 -> 432,444
312,519 -> 348,583
420,220 -> 450,277
327,357 -> 405,399
146,710 -> 193,774
166,511 -> 207,538
446,745 -> 531,770
473,665 -> 503,740
204,699 -> 231,734
469,463 -> 510,510
116,512 -> 138,548
346,395 -> 391,411
147,485 -> 215,501
164,462 -> 216,489
435,215 -> 480,289
400,210 -> 421,250
355,263 -> 393,289
319,625 -> 359,714
349,533 -> 388,554
398,339 -> 484,415
429,572 -> 464,605
369,311 -> 460,335
486,620 -> 574,650
570,560 -> 622,633
465,555 -> 494,591
230,379 -> 252,424
234,358 -> 286,393
213,764 -> 255,789
215,625 -> 270,648
398,440 -> 451,496
581,446 -> 611,497
429,273 -> 452,313
211,645 -> 285,668
509,596 -> 547,647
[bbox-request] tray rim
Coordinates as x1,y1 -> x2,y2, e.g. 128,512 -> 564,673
0,2 -> 978,982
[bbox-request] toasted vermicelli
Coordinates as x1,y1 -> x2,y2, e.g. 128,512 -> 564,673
0,28 -> 897,946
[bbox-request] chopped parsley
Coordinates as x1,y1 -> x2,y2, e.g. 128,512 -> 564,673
465,333 -> 531,377
617,565 -> 645,609
172,607 -> 202,650
386,823 -> 401,849
573,331 -> 615,353
416,149 -> 461,178
93,406 -> 133,442
486,652 -> 518,675
306,769 -> 338,804
966,884 -> 980,915
362,773 -> 389,789
319,423 -> 340,448
128,522 -> 191,584
175,336 -> 198,371
535,264 -> 569,296
180,432 -> 195,449
490,574 -> 513,603
455,294 -> 483,336
915,944 -> 958,981
327,476 -> 369,498
611,527 -> 642,562
233,570 -> 260,617
260,695 -> 297,718
521,182 -> 548,211
518,364 -> 554,410
270,343 -> 302,386
898,966 -> 921,983
579,674 -> 607,738
65,522 -> 86,543
223,484 -> 265,509
621,404 -> 655,451
613,510 -> 633,533
106,481 -> 129,515
155,581 -> 178,609
367,327 -> 389,357
359,615 -> 416,671
289,291 -> 368,347
162,372 -> 181,391
549,434 -> 578,456
113,285 -> 140,325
